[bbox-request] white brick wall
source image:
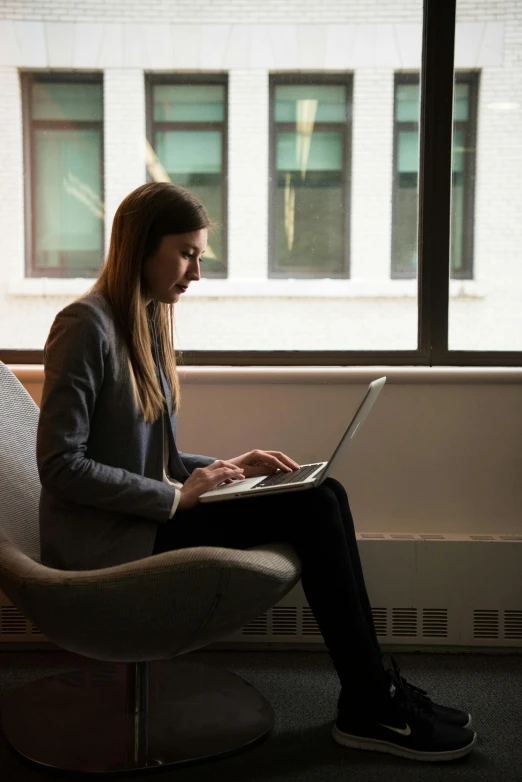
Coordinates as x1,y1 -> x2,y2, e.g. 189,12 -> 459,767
103,69 -> 146,251
0,68 -> 24,291
0,0 -> 423,24
227,70 -> 269,279
350,69 -> 395,280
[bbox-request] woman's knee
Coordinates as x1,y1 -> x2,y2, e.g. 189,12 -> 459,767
306,481 -> 343,516
322,476 -> 347,497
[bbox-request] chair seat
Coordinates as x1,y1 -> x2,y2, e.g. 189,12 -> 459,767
0,533 -> 302,661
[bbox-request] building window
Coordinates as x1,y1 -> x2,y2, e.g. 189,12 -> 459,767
146,75 -> 227,278
269,75 -> 352,278
392,71 -> 478,279
23,73 -> 104,278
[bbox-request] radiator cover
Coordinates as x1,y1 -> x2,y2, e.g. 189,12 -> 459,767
1,535 -> 521,650
215,534 -> 522,650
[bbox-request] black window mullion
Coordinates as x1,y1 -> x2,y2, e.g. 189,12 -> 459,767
418,0 -> 456,364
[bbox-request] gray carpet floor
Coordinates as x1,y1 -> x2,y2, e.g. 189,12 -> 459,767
0,649 -> 521,781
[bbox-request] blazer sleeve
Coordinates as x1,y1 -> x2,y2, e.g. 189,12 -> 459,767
37,301 -> 176,522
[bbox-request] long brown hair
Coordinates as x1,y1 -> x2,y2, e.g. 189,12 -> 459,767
91,182 -> 210,423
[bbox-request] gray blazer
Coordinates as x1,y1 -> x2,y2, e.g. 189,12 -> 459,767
37,289 -> 216,571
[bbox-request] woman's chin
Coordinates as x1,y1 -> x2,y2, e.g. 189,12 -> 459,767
156,289 -> 181,304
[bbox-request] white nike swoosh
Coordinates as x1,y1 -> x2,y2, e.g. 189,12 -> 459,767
379,722 -> 412,736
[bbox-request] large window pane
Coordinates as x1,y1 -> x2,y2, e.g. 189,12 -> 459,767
1,3 -> 433,353
449,4 -> 520,351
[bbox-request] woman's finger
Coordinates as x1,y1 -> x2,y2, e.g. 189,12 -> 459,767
255,453 -> 295,472
261,451 -> 300,471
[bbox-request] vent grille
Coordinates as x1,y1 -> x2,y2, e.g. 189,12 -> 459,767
474,610 -> 499,639
372,608 -> 387,636
422,609 -> 448,637
242,612 -> 268,636
1,605 -> 26,635
272,606 -> 298,636
419,535 -> 446,540
302,607 -> 321,636
392,608 -> 417,637
505,611 -> 522,639
390,534 -> 416,540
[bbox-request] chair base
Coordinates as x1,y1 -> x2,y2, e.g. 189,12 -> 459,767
0,657 -> 273,775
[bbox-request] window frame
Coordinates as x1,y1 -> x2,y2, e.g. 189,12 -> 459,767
145,72 -> 228,279
268,72 -> 353,279
21,71 -> 104,279
391,69 -> 479,281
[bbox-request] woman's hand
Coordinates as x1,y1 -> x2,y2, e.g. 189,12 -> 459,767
178,460 -> 245,510
226,450 -> 300,478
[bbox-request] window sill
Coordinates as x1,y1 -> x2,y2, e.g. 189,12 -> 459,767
8,278 -> 97,297
8,364 -> 522,385
7,277 -> 486,299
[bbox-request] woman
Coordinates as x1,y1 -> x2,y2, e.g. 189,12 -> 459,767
36,182 -> 476,762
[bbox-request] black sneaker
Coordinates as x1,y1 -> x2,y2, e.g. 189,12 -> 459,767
332,669 -> 478,762
337,653 -> 473,728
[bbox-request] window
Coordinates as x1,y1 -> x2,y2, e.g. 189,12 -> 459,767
23,73 -> 104,278
2,2 -> 520,366
392,71 -> 478,280
269,75 -> 352,278
392,73 -> 477,279
146,75 -> 227,278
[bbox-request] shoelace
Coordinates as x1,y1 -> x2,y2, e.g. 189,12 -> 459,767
388,670 -> 437,731
383,655 -> 436,729
382,652 -> 431,702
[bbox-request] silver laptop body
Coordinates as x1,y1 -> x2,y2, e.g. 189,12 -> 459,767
199,376 -> 386,503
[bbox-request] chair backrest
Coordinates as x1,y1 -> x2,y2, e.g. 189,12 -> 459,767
0,363 -> 41,562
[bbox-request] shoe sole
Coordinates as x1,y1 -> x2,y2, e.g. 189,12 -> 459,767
332,724 -> 478,762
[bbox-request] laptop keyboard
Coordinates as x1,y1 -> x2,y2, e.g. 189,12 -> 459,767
251,463 -> 324,489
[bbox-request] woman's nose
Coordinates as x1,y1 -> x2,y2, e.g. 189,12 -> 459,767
190,259 -> 201,280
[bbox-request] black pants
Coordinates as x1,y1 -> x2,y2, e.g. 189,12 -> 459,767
153,477 -> 390,711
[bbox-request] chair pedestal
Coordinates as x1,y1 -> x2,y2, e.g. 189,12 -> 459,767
0,657 -> 273,774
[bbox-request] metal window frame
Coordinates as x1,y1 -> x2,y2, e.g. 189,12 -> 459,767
268,72 -> 353,279
21,71 -> 104,279
391,69 -> 479,281
3,0 -> 521,367
144,72 -> 228,279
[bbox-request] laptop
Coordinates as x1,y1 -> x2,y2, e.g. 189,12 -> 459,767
199,376 -> 386,503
